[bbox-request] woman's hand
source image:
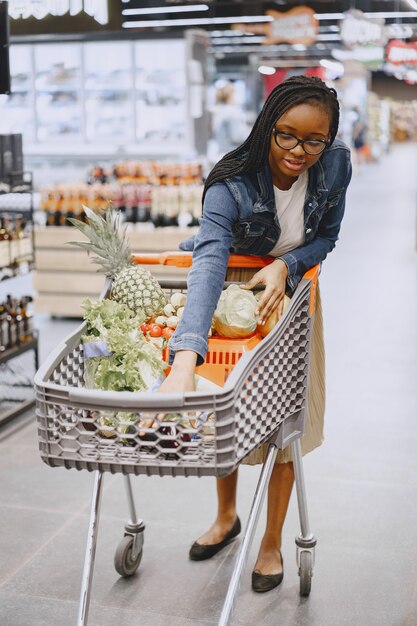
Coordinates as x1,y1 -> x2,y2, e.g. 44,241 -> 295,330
139,351 -> 197,431
159,351 -> 197,393
240,259 -> 288,325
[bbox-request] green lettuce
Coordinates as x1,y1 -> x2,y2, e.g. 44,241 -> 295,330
81,298 -> 146,336
81,298 -> 165,392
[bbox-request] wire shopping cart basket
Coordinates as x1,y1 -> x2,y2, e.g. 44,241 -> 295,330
34,252 -> 319,626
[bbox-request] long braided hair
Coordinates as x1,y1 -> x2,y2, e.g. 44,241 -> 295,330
204,75 -> 340,199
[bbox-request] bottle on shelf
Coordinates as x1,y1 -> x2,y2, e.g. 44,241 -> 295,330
0,294 -> 34,352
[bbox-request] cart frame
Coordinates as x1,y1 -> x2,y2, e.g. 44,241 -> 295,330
34,256 -> 319,626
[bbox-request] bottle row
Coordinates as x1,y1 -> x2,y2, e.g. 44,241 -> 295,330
88,161 -> 204,186
0,213 -> 29,241
0,295 -> 34,353
0,214 -> 33,269
40,184 -> 204,227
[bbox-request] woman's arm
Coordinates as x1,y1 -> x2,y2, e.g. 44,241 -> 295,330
158,350 -> 197,392
167,182 -> 238,368
279,158 -> 352,292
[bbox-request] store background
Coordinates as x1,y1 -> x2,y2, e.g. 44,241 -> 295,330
0,1 -> 416,625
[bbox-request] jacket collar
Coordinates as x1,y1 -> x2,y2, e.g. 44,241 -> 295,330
254,155 -> 328,213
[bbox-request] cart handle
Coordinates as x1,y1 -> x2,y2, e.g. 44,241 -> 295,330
303,264 -> 319,316
133,252 -> 319,315
132,252 -> 274,269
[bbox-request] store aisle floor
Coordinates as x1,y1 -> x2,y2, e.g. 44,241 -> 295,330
1,143 -> 416,626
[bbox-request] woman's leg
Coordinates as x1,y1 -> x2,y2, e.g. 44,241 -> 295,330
195,469 -> 239,544
254,461 -> 294,573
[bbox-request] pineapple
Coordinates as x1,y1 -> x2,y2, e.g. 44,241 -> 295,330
68,206 -> 167,318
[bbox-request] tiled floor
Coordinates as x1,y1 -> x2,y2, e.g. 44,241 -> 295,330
1,143 -> 417,626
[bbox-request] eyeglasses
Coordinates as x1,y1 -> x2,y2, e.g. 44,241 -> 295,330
272,130 -> 329,155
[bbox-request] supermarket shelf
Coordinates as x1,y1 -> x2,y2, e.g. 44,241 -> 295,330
0,260 -> 34,282
0,335 -> 38,367
0,398 -> 35,429
0,182 -> 32,195
0,172 -> 33,195
0,334 -> 38,427
34,226 -> 194,317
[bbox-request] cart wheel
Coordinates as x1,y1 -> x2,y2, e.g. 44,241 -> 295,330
299,550 -> 313,597
114,535 -> 142,577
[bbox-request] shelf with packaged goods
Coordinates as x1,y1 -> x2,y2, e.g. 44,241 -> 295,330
33,225 -> 197,318
0,173 -> 35,281
0,333 -> 39,427
0,334 -> 38,366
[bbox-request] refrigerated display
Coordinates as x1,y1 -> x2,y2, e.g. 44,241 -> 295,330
34,44 -> 83,142
84,41 -> 133,142
0,45 -> 35,141
134,40 -> 187,146
3,35 -> 208,157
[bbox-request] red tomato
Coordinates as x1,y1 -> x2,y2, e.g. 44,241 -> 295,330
140,323 -> 150,334
149,324 -> 163,337
162,327 -> 175,339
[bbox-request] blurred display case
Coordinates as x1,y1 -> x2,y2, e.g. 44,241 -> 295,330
34,44 -> 83,142
4,32 -> 209,158
135,40 -> 187,147
0,45 -> 35,142
84,41 -> 133,142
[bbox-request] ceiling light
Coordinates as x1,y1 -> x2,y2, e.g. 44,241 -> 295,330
317,34 -> 341,41
121,9 -> 417,32
210,31 -> 244,37
122,4 -> 209,16
122,15 -> 273,28
316,10 -> 417,20
258,65 -> 276,75
363,11 -> 417,18
406,69 -> 417,82
320,59 -> 345,75
315,13 -> 345,20
211,36 -> 265,44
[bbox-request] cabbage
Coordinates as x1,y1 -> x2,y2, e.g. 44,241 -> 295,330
213,284 -> 258,338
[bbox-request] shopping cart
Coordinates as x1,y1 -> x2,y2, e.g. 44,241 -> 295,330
34,252 -> 319,626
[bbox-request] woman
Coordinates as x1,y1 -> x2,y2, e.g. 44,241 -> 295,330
160,75 -> 352,592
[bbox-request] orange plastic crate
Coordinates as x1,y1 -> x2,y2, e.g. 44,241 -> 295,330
196,334 -> 262,386
162,334 -> 261,386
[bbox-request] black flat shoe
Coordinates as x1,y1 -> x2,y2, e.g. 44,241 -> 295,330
189,517 -> 241,561
252,551 -> 284,593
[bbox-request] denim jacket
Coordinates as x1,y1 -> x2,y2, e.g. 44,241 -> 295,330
168,139 -> 352,365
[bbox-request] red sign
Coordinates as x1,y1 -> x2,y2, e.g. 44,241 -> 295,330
263,68 -> 326,98
237,6 -> 318,46
386,40 -> 417,66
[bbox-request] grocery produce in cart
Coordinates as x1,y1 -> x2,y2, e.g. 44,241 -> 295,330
68,206 -> 167,317
212,284 -> 259,339
256,293 -> 291,338
140,291 -> 189,350
76,290 -> 165,440
81,297 -> 165,393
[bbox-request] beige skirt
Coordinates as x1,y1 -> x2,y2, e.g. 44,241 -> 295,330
225,267 -> 326,465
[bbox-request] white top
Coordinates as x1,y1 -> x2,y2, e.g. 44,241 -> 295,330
269,170 -> 308,258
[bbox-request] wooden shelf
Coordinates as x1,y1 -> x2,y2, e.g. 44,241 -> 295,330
0,336 -> 38,366
33,226 -> 196,317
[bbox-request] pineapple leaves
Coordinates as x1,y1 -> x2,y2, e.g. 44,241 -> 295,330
67,205 -> 132,278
